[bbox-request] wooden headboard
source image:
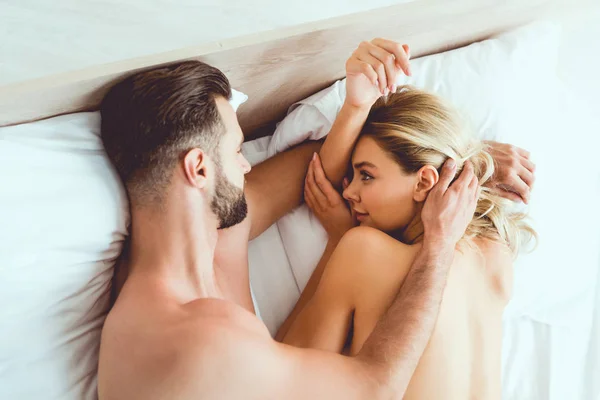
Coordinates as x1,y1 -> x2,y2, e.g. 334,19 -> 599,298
0,0 -> 590,137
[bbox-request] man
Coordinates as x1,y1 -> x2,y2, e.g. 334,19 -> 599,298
98,39 -> 534,399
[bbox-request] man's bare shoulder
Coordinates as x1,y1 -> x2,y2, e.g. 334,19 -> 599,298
101,297 -> 281,400
165,297 -> 272,356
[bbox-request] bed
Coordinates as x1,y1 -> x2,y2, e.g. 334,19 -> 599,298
1,0 -> 599,399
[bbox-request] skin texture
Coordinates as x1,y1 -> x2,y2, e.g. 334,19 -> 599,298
281,225 -> 512,400
98,89 -> 479,400
342,135 -> 439,240
279,150 -> 512,399
98,35 -> 533,399
277,38 -> 530,399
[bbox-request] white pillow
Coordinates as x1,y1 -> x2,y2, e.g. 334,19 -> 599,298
0,88 -> 249,399
265,21 -> 582,330
0,113 -> 129,399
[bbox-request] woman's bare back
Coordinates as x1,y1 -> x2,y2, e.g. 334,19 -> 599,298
349,238 -> 512,400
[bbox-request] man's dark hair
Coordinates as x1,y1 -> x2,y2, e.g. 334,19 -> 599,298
100,60 -> 231,204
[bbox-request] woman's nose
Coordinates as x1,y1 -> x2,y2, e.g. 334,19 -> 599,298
343,180 -> 359,202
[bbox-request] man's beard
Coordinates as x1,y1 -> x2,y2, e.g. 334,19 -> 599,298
211,167 -> 248,229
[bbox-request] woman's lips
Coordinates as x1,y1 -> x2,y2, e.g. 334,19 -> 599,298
354,211 -> 369,222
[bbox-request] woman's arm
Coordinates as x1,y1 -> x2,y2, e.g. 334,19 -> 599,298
319,39 -> 411,187
275,239 -> 339,342
275,154 -> 354,341
278,226 -> 417,353
319,104 -> 370,187
278,229 -> 365,352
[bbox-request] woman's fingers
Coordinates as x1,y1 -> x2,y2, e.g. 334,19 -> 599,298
346,58 -> 379,86
312,154 -> 342,205
361,41 -> 397,92
356,51 -> 387,94
402,44 -> 411,59
304,184 -> 317,211
372,38 -> 411,76
306,158 -> 329,210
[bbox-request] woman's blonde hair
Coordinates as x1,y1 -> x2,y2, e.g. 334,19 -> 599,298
363,85 -> 535,255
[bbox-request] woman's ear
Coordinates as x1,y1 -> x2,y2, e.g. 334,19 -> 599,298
183,148 -> 208,189
413,165 -> 439,202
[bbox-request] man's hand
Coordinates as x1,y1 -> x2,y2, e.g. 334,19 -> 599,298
421,160 -> 479,248
345,39 -> 411,109
485,140 -> 535,204
304,153 -> 354,242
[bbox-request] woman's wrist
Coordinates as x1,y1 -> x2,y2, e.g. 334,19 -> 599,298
340,101 -> 372,119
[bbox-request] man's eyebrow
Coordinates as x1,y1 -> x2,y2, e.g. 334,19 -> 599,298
354,161 -> 377,169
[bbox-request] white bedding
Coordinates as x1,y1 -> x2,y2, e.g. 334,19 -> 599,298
0,15 -> 598,400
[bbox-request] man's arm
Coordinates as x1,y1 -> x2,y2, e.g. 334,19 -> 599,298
245,140 -> 321,240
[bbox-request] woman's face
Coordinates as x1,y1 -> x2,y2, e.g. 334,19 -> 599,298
343,136 -> 421,235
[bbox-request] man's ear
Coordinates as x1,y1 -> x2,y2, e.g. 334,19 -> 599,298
183,148 -> 209,189
413,165 -> 439,202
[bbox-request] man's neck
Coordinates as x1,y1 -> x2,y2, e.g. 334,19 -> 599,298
127,194 -> 222,304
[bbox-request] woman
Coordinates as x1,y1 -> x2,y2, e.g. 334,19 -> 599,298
276,39 -> 535,399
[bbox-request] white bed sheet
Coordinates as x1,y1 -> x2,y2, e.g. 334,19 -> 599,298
242,136 -> 301,334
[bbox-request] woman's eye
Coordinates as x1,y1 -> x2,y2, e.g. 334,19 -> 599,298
360,171 -> 373,181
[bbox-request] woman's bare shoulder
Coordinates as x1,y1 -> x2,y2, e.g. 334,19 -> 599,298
333,227 -> 421,283
338,226 -> 420,257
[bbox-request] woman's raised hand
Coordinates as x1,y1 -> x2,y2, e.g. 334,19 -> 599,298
345,38 -> 411,109
304,153 -> 355,242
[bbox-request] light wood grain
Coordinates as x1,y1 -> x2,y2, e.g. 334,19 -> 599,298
0,0 -> 594,137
